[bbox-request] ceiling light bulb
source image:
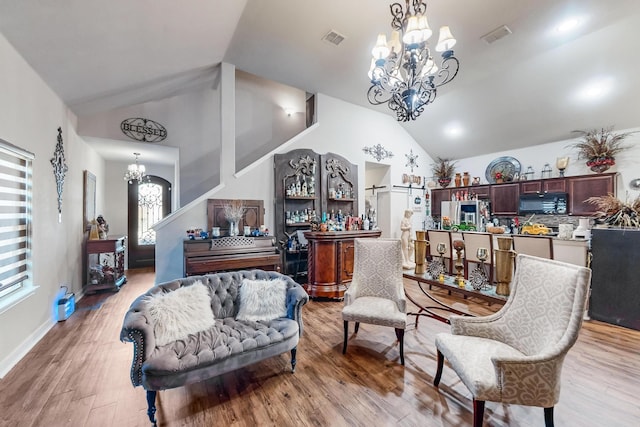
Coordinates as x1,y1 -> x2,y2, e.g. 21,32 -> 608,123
403,16 -> 423,44
388,31 -> 402,54
436,26 -> 456,52
372,34 -> 390,59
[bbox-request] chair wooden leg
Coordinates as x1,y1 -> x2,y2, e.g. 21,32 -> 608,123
544,407 -> 554,427
473,399 -> 485,427
354,322 -> 360,333
343,321 -> 348,354
395,328 -> 405,365
290,347 -> 297,373
434,350 -> 444,386
146,390 -> 157,426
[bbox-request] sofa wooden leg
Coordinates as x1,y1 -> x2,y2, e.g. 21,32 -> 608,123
544,407 -> 554,427
473,399 -> 485,427
434,350 -> 444,386
146,390 -> 157,426
343,321 -> 348,354
290,347 -> 297,373
395,328 -> 405,365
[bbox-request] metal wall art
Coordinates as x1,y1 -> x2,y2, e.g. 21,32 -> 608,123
121,117 -> 168,142
363,144 -> 394,162
405,149 -> 419,172
50,127 -> 68,223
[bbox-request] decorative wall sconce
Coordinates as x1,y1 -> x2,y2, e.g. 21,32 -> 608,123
405,149 -> 419,172
50,127 -> 68,223
363,144 -> 394,162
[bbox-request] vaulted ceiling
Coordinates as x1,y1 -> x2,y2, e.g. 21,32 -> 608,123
2,0 -> 640,162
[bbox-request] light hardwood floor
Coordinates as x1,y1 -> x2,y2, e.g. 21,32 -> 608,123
1,268 -> 639,427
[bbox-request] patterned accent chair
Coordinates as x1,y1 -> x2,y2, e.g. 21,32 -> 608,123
342,238 -> 407,364
433,254 -> 591,427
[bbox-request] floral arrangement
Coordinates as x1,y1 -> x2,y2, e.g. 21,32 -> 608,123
223,202 -> 245,224
494,172 -> 503,180
431,157 -> 456,180
568,126 -> 634,172
586,193 -> 640,228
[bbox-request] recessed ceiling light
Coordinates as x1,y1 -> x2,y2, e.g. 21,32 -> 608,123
444,123 -> 464,138
553,15 -> 587,34
576,77 -> 614,101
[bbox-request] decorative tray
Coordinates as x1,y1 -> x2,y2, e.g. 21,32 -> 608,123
485,156 -> 521,183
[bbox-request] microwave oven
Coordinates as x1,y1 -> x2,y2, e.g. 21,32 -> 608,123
518,192 -> 568,215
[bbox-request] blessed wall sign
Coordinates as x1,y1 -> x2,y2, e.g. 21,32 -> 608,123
120,118 -> 167,142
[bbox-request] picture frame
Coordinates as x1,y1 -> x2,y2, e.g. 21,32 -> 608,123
83,170 -> 96,231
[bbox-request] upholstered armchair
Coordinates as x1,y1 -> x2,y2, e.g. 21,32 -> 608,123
342,238 -> 407,365
434,254 -> 591,427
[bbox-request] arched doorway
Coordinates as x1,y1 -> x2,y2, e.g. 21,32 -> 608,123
127,175 -> 171,268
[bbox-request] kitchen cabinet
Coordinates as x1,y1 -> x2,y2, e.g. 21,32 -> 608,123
490,183 -> 520,215
304,230 -> 381,299
431,188 -> 451,217
520,178 -> 566,194
470,185 -> 491,199
567,173 -> 615,216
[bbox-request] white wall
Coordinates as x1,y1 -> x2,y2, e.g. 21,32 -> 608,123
78,80 -> 221,206
0,33 -> 105,376
154,74 -> 433,283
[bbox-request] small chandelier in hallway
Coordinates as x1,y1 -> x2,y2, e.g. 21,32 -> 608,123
124,152 -> 146,184
367,0 -> 460,121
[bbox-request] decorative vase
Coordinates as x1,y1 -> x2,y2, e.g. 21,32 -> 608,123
229,221 -> 238,236
587,157 -> 614,173
495,237 -> 515,296
462,172 -> 470,186
438,177 -> 452,188
414,231 -> 428,274
495,178 -> 504,184
454,173 -> 462,187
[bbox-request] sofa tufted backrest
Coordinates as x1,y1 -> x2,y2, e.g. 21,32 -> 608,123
144,270 -> 299,319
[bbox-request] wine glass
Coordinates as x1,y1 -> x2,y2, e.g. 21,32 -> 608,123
476,247 -> 488,261
556,156 -> 569,177
436,243 -> 446,255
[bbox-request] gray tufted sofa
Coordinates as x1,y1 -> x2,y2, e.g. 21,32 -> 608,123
120,270 -> 308,425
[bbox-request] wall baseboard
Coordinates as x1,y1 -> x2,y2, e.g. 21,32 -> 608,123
0,318 -> 55,379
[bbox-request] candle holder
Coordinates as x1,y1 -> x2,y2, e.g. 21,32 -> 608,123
453,240 -> 465,286
556,156 -> 569,177
469,247 -> 491,290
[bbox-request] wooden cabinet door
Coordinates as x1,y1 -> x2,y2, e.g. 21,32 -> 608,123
520,181 -> 542,194
339,240 -> 355,282
544,178 -> 566,193
491,183 -> 520,215
471,185 -> 491,199
568,174 -> 615,215
431,189 -> 451,217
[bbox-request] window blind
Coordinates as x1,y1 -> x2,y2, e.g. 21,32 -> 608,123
0,139 -> 33,299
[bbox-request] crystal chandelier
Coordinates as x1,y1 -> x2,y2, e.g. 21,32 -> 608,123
123,152 -> 146,184
367,0 -> 460,121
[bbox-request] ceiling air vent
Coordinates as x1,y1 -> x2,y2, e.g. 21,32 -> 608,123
322,30 -> 346,46
481,25 -> 512,44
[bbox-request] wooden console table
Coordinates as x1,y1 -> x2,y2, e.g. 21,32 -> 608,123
183,236 -> 281,276
304,230 -> 381,299
85,237 -> 127,294
403,269 -> 506,325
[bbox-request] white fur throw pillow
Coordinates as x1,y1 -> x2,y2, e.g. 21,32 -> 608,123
236,278 -> 288,322
145,281 -> 215,346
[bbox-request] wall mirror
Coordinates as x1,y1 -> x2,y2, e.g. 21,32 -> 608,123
83,170 -> 96,231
